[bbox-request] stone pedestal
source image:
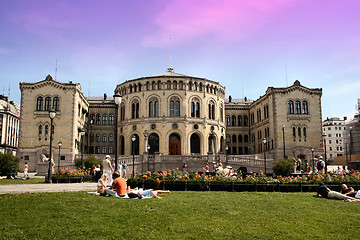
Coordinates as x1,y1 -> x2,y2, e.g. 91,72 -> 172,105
37,161 -> 50,176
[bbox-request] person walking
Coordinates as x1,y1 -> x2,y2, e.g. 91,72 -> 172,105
122,161 -> 127,179
316,156 -> 325,174
23,162 -> 29,179
102,155 -> 114,186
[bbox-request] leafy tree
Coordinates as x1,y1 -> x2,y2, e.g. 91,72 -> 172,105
75,156 -> 102,170
0,152 -> 20,176
272,158 -> 294,176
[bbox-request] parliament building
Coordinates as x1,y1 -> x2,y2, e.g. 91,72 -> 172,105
18,69 -> 323,173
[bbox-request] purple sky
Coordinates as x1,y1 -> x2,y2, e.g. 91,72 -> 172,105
0,0 -> 359,120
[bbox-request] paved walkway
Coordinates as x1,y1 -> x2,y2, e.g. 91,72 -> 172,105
0,182 -> 97,194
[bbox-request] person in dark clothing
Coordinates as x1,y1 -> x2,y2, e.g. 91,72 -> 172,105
316,183 -> 360,202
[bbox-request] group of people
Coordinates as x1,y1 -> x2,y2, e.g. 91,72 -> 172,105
100,155 -> 127,186
294,156 -> 345,175
97,155 -> 170,199
316,183 -> 360,202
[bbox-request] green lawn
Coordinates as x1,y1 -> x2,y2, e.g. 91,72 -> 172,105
0,191 -> 359,239
0,178 -> 45,185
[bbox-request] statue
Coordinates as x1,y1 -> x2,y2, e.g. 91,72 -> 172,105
40,154 -> 48,162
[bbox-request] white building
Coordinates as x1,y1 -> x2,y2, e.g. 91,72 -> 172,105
322,117 -> 346,164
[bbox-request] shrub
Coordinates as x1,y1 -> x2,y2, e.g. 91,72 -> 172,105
75,156 -> 102,170
272,158 -> 294,176
0,152 -> 20,176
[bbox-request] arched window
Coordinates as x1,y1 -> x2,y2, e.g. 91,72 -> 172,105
102,133 -> 107,142
167,80 -> 171,90
96,114 -> 101,125
298,127 -> 301,139
109,114 -> 114,125
199,83 -> 203,91
129,85 -> 133,93
189,81 -> 192,90
108,147 -> 113,154
134,84 -> 137,92
36,97 -> 43,111
108,133 -> 113,142
232,115 -> 236,126
158,81 -> 162,90
149,97 -> 159,117
302,101 -> 308,114
295,101 -> 301,114
226,134 -> 231,143
244,115 -> 248,126
152,81 -> 156,90
45,97 -> 51,111
131,100 -> 140,119
293,127 -> 296,141
120,104 -> 125,121
53,97 -> 59,111
102,114 -> 107,125
179,81 -> 183,90
232,134 -> 237,143
44,125 -> 49,138
146,82 -> 150,90
303,127 -> 307,141
138,83 -> 142,91
238,134 -> 243,143
96,133 -> 101,142
244,134 -> 249,142
191,98 -> 200,118
102,146 -> 107,154
38,125 -> 42,137
226,115 -> 230,126
193,82 -> 197,91
170,96 -> 180,117
208,100 -> 215,120
288,101 -> 294,114
173,81 -> 177,90
238,116 -> 242,126
90,134 -> 94,143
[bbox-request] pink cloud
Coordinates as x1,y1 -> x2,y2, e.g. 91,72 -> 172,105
142,0 -> 295,47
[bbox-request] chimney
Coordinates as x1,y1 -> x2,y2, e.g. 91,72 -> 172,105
104,93 -> 107,100
229,95 -> 232,103
344,116 -> 347,121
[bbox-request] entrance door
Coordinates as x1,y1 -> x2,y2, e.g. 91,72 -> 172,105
148,133 -> 159,154
169,134 -> 181,155
190,133 -> 200,154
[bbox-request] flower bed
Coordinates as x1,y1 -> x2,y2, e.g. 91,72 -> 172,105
52,168 -> 93,183
126,169 -> 360,192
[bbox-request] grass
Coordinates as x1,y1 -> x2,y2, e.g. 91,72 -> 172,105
0,191 -> 359,239
0,178 -> 45,185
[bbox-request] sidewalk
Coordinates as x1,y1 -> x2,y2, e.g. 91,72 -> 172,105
0,182 -> 97,194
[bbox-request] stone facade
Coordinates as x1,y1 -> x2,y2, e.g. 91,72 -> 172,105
0,95 -> 20,154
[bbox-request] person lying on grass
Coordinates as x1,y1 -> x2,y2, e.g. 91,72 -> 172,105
127,187 -> 171,199
316,183 -> 360,202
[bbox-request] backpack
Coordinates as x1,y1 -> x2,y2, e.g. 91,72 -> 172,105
317,160 -> 323,170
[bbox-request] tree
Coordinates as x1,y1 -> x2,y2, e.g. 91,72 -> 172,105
0,152 -> 20,176
75,156 -> 102,170
272,158 -> 294,176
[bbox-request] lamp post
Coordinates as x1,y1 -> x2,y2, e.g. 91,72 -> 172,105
89,119 -> 93,155
113,94 -> 122,172
80,129 -> 85,169
311,147 -> 314,173
349,127 -> 353,163
282,125 -> 286,159
147,145 -> 150,172
58,141 -> 62,171
132,135 -> 136,177
225,145 -> 229,166
48,109 -> 56,183
322,134 -> 327,173
262,138 -> 267,174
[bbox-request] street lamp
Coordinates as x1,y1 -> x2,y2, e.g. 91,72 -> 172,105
147,145 -> 150,172
89,118 -> 94,155
132,135 -> 136,177
262,138 -> 267,174
349,127 -> 353,163
311,146 -> 314,173
322,134 -> 327,173
48,109 -> 56,183
113,94 -> 122,171
80,129 -> 85,169
282,125 -> 286,159
58,141 -> 62,171
225,145 -> 229,166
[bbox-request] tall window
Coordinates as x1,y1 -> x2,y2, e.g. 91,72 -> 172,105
45,125 -> 49,137
302,101 -> 308,114
303,127 -> 307,141
96,133 -> 100,142
173,81 -> 177,90
295,101 -> 301,114
45,97 -> 51,111
232,115 -> 236,126
102,133 -> 107,142
226,134 -> 231,143
102,146 -> 107,154
131,100 -> 140,119
288,101 -> 294,114
149,97 -> 159,117
244,134 -> 249,142
120,104 -> 125,121
108,146 -> 113,154
109,114 -> 114,125
108,134 -> 113,142
220,104 -> 224,122
226,115 -> 230,126
244,115 -> 248,126
293,127 -> 296,141
38,125 -> 42,137
191,98 -> 200,118
36,97 -> 43,111
232,134 -> 237,143
167,81 -> 171,90
179,81 -> 183,90
96,114 -> 101,125
208,101 -> 215,120
238,134 -> 242,142
53,97 -> 59,111
170,97 -> 180,117
102,114 -> 107,125
238,116 -> 242,126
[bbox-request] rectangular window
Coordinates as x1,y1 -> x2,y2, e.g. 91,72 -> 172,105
24,155 -> 29,160
102,146 -> 106,154
108,147 -> 113,154
61,156 -> 65,160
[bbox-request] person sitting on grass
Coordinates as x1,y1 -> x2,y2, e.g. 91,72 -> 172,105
97,173 -> 108,196
316,183 -> 360,202
106,171 -> 127,198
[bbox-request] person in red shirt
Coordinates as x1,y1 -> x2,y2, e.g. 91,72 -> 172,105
107,171 -> 127,197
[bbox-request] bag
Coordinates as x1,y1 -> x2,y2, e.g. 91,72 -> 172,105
317,161 -> 323,170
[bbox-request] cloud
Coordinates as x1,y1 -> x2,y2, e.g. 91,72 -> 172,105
142,0 -> 294,47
